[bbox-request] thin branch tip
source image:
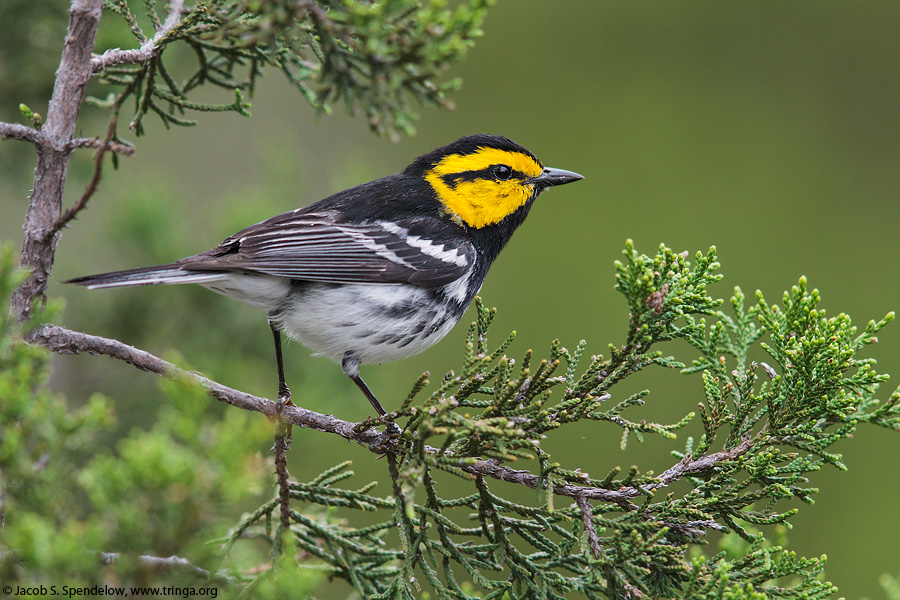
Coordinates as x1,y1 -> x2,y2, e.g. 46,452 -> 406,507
51,114 -> 123,237
68,136 -> 135,155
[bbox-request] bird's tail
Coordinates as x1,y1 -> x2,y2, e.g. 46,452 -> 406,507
63,264 -> 227,289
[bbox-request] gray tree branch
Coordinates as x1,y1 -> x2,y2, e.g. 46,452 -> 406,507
0,122 -> 42,145
576,494 -> 602,558
26,324 -> 753,506
101,552 -> 235,584
68,136 -> 135,155
11,0 -> 103,324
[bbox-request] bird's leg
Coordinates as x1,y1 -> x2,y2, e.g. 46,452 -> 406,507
269,319 -> 292,405
341,352 -> 401,436
269,319 -> 293,450
341,352 -> 387,416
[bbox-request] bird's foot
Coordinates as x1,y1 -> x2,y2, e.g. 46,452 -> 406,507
274,385 -> 294,447
276,384 -> 294,407
368,420 -> 402,454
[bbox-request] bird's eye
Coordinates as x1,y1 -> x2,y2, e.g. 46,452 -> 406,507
492,164 -> 512,181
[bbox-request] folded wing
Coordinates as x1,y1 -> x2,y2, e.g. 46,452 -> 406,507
183,210 -> 474,287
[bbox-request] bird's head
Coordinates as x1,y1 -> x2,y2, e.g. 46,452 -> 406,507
406,134 -> 583,229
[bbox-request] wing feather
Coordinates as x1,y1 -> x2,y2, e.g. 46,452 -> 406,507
182,211 -> 473,287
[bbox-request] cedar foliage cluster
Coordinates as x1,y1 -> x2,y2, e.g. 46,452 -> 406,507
92,0 -> 490,139
216,242 -> 899,599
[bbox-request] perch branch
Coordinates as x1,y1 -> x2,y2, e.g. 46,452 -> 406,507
466,439 -> 753,503
27,324 -> 754,504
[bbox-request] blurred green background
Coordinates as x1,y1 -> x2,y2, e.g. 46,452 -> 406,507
3,1 -> 900,597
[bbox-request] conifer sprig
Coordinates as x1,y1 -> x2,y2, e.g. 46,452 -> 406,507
220,242 -> 899,598
90,0 -> 491,137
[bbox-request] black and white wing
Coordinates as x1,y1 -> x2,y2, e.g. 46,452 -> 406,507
182,210 -> 474,287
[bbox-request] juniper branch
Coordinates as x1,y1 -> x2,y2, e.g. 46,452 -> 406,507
272,407 -> 294,554
11,0 -> 103,324
67,136 -> 134,155
576,494 -> 602,558
459,439 -> 753,504
25,323 -> 755,505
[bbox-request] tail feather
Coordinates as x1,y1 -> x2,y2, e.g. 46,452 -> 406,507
63,264 -> 227,289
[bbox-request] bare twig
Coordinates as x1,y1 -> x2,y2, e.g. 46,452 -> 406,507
466,439 -> 753,503
90,0 -> 186,73
11,0 -> 103,324
68,136 -> 135,155
0,122 -> 43,145
657,519 -> 724,539
650,440 -> 752,488
51,114 -> 120,237
272,410 -> 294,538
576,494 -> 602,558
101,552 -> 236,584
26,324 -> 754,504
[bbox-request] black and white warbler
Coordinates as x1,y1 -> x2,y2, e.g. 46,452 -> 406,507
66,134 -> 583,423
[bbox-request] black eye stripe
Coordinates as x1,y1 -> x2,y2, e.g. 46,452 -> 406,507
440,167 -> 525,188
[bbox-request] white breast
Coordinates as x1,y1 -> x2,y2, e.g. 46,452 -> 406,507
201,270 -> 473,366
275,278 -> 469,365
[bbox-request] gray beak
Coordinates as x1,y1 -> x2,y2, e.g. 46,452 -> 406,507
530,167 -> 584,188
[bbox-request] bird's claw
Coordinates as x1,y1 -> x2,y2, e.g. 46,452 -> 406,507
276,384 -> 294,407
369,421 -> 402,453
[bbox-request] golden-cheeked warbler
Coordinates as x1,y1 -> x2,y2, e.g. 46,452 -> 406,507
66,134 -> 583,424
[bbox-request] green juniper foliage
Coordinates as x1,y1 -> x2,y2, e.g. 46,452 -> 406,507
1,236 -> 898,597
91,0 -> 491,138
0,242 -> 292,594
217,242 -> 900,599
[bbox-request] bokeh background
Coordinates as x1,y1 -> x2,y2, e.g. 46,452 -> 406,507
2,1 -> 899,597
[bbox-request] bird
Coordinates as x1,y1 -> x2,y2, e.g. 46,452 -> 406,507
65,134 -> 583,426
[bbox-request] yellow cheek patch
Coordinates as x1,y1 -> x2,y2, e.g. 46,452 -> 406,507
424,148 -> 544,229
